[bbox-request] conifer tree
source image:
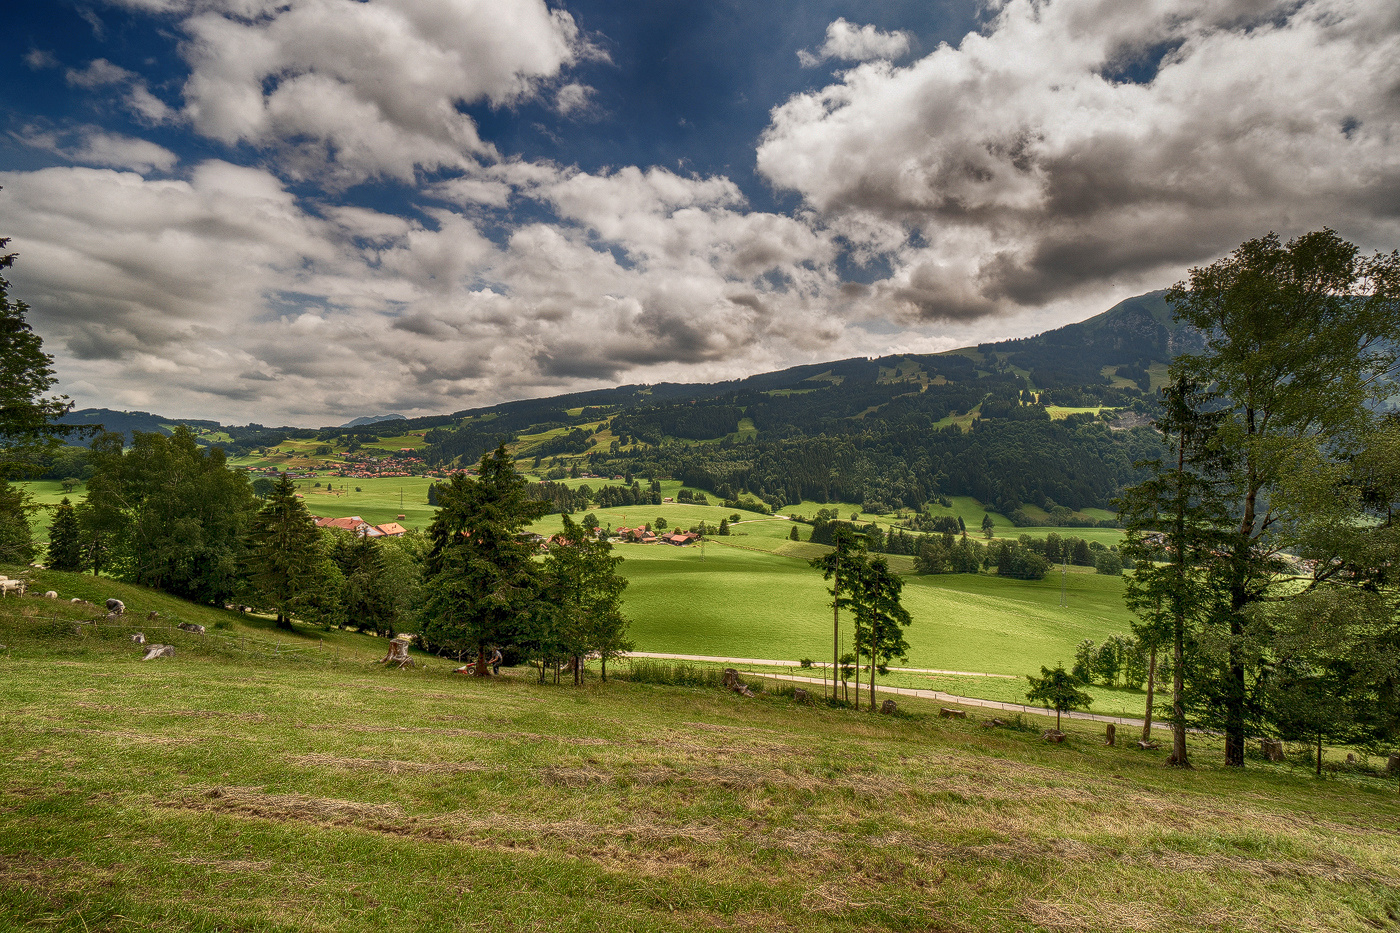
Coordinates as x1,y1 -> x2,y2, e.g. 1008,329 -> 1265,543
420,444 -> 549,676
244,475 -> 322,629
46,497 -> 83,572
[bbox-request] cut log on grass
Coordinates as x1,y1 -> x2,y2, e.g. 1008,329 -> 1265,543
142,644 -> 174,661
939,707 -> 966,719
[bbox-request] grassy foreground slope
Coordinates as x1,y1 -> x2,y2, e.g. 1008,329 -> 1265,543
2,593 -> 1399,933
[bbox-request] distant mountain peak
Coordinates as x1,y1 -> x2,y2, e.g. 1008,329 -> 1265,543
340,414 -> 408,428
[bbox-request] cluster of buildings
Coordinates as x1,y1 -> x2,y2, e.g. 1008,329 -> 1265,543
312,516 -> 409,538
613,527 -> 701,546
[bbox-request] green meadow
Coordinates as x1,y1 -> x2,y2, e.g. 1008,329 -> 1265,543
2,577 -> 1398,933
17,476 -> 1136,709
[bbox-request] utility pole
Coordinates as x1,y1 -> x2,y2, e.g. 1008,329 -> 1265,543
1060,559 -> 1068,607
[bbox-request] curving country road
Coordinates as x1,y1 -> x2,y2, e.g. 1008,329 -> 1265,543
623,651 -> 1171,732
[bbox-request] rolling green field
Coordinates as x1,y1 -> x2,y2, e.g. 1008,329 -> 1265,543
2,584 -> 1398,933
16,478 -> 1134,710
612,543 -> 1134,679
287,476 -> 438,528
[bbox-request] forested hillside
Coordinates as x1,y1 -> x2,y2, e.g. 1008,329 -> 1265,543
398,290 -> 1194,515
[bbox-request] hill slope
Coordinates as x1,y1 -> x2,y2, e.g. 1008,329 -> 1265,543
2,581 -> 1398,933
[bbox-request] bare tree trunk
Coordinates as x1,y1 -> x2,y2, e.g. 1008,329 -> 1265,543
1142,645 -> 1157,744
473,644 -> 489,677
1316,732 -> 1323,777
601,657 -> 607,682
832,555 -> 840,701
862,650 -> 873,708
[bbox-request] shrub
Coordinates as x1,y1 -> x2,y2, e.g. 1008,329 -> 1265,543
624,660 -> 725,689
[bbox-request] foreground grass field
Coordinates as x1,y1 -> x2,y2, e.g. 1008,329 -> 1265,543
2,592 -> 1398,933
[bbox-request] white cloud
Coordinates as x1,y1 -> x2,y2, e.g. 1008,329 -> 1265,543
0,157 -> 858,423
25,49 -> 59,70
555,82 -> 595,116
16,125 -> 179,173
66,59 -> 138,88
176,0 -> 589,184
762,0 -> 1400,322
798,18 -> 911,67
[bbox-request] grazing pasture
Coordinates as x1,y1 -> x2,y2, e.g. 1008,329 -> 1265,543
2,582 -> 1397,933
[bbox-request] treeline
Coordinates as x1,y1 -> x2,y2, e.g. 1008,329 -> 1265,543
804,514 -> 1123,580
525,479 -> 663,514
611,403 -> 742,443
610,416 -> 1160,515
34,428 -> 424,635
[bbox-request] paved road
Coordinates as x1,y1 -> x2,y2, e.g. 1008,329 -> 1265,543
624,651 -> 1167,732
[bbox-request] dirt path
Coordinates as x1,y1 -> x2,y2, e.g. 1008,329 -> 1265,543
624,651 -> 1164,732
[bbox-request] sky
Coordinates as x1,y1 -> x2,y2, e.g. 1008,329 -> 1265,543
3,0 -> 1399,427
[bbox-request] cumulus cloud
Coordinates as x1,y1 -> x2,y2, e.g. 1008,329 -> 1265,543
798,18 -> 911,67
0,156 -> 854,423
175,0 -> 590,184
16,125 -> 179,173
762,0 -> 1400,322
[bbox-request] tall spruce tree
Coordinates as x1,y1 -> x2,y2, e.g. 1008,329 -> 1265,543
244,475 -> 322,629
46,497 -> 83,572
420,444 -> 549,677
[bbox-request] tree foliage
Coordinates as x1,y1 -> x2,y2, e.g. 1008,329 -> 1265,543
419,445 -> 549,676
243,475 -> 323,628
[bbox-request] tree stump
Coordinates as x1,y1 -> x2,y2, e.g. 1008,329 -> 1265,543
880,699 -> 897,715
1137,739 -> 1161,750
1042,730 -> 1066,743
1387,753 -> 1400,774
1105,723 -> 1116,746
722,669 -> 755,697
141,644 -> 174,661
131,633 -> 146,645
105,599 -> 125,616
1260,739 -> 1286,762
178,622 -> 206,635
939,707 -> 966,719
793,688 -> 813,705
382,639 -> 415,669
147,611 -> 159,621
43,591 -> 58,599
